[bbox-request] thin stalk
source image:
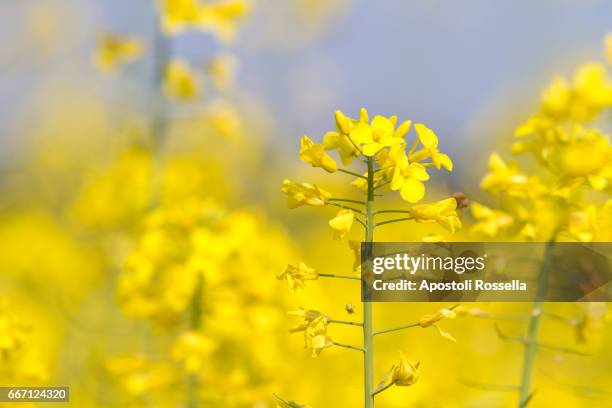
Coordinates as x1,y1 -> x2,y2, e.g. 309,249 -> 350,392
374,210 -> 412,215
371,382 -> 393,397
188,274 -> 204,408
376,217 -> 413,227
373,180 -> 391,190
373,322 -> 419,336
329,197 -> 366,205
149,15 -> 170,207
363,157 -> 375,408
338,168 -> 367,179
329,319 -> 363,327
518,239 -> 555,407
327,202 -> 365,214
333,341 -> 365,352
319,273 -> 361,281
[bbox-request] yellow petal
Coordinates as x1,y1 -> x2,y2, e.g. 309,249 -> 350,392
400,178 -> 425,203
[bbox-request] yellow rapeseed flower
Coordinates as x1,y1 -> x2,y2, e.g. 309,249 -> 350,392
349,114 -> 407,157
410,123 -> 453,170
480,153 -> 530,197
391,352 -> 420,386
470,202 -> 514,237
389,146 -> 430,203
300,135 -> 338,172
328,209 -> 354,239
163,60 -> 200,101
281,180 -> 331,208
278,262 -> 319,292
408,198 -> 461,233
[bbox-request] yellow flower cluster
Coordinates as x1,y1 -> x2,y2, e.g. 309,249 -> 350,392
160,0 -> 250,42
283,108 -> 460,243
0,299 -> 48,382
472,40 -> 612,242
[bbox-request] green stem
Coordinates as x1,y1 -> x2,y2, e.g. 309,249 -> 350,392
329,197 -> 366,205
371,382 -> 393,397
363,157 -> 375,408
375,217 -> 413,227
188,274 -> 204,408
518,239 -> 555,407
373,322 -> 419,336
374,210 -> 412,215
338,168 -> 367,179
149,14 -> 171,208
319,273 -> 361,281
333,341 -> 365,352
327,202 -> 365,214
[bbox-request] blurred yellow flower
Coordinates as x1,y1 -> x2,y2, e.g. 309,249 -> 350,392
408,198 -> 461,233
300,135 -> 338,173
281,179 -> 331,208
163,60 -> 201,101
172,331 -> 217,373
92,33 -> 143,72
606,32 -> 612,64
0,299 -> 28,352
160,0 -> 205,33
199,0 -> 250,42
480,153 -> 530,197
470,202 -> 514,237
329,209 -> 354,239
278,263 -> 319,292
391,352 -> 420,386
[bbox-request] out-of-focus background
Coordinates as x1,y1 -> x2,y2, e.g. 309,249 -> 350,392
0,1 -> 611,407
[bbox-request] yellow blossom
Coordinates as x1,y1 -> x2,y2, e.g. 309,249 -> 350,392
278,263 -> 319,291
349,114 -> 406,157
303,316 -> 333,357
198,0 -> 250,43
391,352 -> 420,386
329,209 -> 354,239
322,109 -> 368,165
480,153 -> 531,197
163,60 -> 200,101
390,146 -> 430,203
419,307 -> 457,342
419,307 -> 456,327
281,179 -> 331,208
92,33 -> 143,72
408,198 -> 462,233
541,76 -> 572,118
470,202 -> 514,237
160,0 -> 206,34
410,123 -> 453,170
300,135 -> 338,172
288,308 -> 325,332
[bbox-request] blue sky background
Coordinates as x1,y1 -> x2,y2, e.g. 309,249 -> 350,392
2,0 -> 612,189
